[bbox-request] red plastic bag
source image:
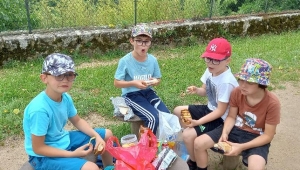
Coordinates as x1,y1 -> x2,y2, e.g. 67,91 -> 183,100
106,130 -> 158,170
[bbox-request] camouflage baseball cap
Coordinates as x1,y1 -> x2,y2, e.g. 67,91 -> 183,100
131,24 -> 152,38
42,53 -> 75,76
235,58 -> 272,86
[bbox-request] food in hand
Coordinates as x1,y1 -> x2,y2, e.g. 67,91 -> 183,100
181,109 -> 192,125
88,137 -> 104,155
213,142 -> 232,153
94,143 -> 104,155
144,78 -> 159,86
186,86 -> 196,94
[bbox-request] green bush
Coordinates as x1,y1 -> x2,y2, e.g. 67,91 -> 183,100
0,0 -> 28,31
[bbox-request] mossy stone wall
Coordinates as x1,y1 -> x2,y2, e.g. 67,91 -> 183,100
0,12 -> 299,66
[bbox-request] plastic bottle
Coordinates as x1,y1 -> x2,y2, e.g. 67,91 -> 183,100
162,140 -> 169,150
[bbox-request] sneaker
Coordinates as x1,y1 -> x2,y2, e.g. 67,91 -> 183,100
187,159 -> 197,170
103,165 -> 114,170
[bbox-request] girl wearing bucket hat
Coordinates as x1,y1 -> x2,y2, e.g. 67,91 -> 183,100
193,58 -> 281,170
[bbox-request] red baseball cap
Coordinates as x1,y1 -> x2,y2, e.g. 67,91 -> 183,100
201,38 -> 231,60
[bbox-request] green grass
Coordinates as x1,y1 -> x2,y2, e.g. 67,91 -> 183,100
1,31 -> 300,142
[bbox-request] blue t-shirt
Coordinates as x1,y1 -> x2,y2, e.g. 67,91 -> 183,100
114,52 -> 162,96
23,91 -> 77,157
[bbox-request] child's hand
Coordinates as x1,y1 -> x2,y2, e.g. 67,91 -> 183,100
135,80 -> 148,89
94,137 -> 106,155
186,86 -> 197,94
143,78 -> 159,86
185,118 -> 197,127
224,142 -> 242,156
219,133 -> 229,143
73,143 -> 93,157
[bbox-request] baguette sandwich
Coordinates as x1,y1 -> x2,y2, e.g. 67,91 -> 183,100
213,142 -> 232,153
181,109 -> 192,125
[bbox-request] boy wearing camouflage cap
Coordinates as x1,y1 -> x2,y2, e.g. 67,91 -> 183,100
114,24 -> 171,134
23,53 -> 114,170
194,58 -> 281,170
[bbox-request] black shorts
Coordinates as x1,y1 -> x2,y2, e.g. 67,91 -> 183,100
206,125 -> 270,166
188,105 -> 223,136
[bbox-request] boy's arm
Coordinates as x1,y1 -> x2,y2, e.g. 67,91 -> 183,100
236,123 -> 276,150
31,134 -> 92,157
221,106 -> 238,139
69,115 -> 101,139
187,84 -> 206,96
114,79 -> 147,89
69,115 -> 106,152
190,101 -> 228,127
225,123 -> 277,156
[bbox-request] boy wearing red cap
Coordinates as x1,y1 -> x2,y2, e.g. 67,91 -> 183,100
194,58 -> 280,170
173,38 -> 239,169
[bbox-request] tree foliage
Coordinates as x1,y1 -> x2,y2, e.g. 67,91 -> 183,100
0,0 -> 299,32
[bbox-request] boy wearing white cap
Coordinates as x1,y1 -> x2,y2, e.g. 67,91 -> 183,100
114,24 -> 170,134
23,53 -> 114,170
173,37 -> 239,169
194,58 -> 280,170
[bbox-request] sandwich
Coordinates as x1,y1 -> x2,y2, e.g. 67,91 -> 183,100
143,78 -> 159,86
88,137 -> 104,155
119,106 -> 129,115
213,142 -> 232,153
94,143 -> 104,155
181,109 -> 191,125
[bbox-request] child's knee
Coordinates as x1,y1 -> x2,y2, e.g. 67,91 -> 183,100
173,106 -> 187,117
173,107 -> 181,117
104,129 -> 113,139
194,135 -> 214,151
81,161 -> 99,170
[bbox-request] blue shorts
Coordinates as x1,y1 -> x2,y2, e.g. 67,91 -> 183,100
188,105 -> 223,136
206,125 -> 270,166
29,128 -> 106,170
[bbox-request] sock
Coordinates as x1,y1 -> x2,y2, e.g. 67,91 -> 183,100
187,159 -> 197,167
197,166 -> 208,170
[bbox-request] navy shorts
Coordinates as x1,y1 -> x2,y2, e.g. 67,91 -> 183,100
206,125 -> 270,166
29,128 -> 106,170
188,105 -> 223,136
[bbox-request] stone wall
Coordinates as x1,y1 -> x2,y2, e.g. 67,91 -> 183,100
0,12 -> 300,66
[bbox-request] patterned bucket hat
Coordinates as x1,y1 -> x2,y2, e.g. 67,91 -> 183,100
235,58 -> 272,86
42,53 -> 75,76
131,24 -> 152,38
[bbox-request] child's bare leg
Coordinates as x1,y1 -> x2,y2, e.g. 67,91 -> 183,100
248,155 -> 266,170
173,105 -> 189,128
194,134 -> 214,168
102,129 -> 114,168
182,127 -> 197,160
81,161 -> 99,170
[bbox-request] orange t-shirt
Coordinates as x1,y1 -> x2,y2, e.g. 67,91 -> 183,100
230,87 -> 281,135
